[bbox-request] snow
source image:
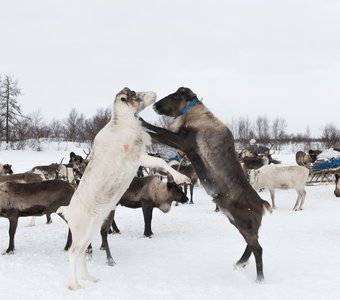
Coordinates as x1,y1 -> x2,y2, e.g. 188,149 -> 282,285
1,145 -> 340,300
317,149 -> 340,161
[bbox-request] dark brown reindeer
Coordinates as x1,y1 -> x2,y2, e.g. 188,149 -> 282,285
68,150 -> 90,177
0,163 -> 14,175
109,175 -> 188,237
239,143 -> 281,172
334,174 -> 340,197
24,154 -> 84,227
0,180 -> 75,254
27,151 -> 88,182
29,163 -> 59,180
140,87 -> 271,282
0,172 -> 44,183
0,172 -> 54,226
102,176 -> 188,265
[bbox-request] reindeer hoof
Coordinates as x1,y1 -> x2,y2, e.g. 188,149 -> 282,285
68,282 -> 82,291
107,258 -> 116,266
3,249 -> 15,255
255,274 -> 264,283
86,275 -> 98,283
234,260 -> 249,270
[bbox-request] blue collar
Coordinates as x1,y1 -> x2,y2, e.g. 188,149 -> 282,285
181,98 -> 200,114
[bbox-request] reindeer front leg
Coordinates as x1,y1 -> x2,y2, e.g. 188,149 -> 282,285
140,118 -> 183,150
139,153 -> 190,185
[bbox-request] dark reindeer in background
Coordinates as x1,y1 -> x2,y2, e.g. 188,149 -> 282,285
141,87 -> 271,282
0,163 -> 14,175
109,175 -> 188,237
239,144 -> 281,172
295,150 -> 322,167
335,174 -> 340,197
0,180 -> 75,254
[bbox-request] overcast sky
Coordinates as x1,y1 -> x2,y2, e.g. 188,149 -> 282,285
1,0 -> 339,136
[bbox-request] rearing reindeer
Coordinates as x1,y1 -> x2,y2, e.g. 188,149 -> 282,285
57,87 -> 190,290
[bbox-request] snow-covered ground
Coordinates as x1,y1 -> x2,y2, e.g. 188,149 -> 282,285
0,145 -> 339,300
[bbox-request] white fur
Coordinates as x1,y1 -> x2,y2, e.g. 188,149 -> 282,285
249,165 -> 309,211
57,165 -> 78,184
57,89 -> 190,290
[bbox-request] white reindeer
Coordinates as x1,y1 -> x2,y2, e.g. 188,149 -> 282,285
249,165 -> 309,211
57,88 -> 190,290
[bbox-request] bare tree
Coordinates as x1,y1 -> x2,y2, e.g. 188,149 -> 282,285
238,116 -> 253,146
10,117 -> 30,150
321,123 -> 340,149
64,108 -> 86,142
303,126 -> 312,151
227,117 -> 238,138
255,115 -> 270,144
84,107 -> 111,143
26,111 -> 48,151
0,75 -> 22,143
47,119 -> 66,141
271,117 -> 287,150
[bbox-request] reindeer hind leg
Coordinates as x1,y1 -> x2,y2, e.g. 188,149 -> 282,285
235,219 -> 264,282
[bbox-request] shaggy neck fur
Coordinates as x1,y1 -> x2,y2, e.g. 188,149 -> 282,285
113,100 -> 137,125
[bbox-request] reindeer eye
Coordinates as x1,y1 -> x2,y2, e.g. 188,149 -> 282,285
121,97 -> 127,102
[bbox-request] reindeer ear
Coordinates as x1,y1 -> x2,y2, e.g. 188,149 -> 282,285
167,173 -> 175,183
185,88 -> 197,100
177,87 -> 197,101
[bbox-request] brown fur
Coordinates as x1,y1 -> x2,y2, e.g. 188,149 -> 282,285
30,163 -> 59,180
0,180 -> 75,253
335,174 -> 340,197
0,172 -> 44,183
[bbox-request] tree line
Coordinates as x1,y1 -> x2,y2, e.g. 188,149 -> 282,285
228,115 -> 340,151
1,75 -> 340,151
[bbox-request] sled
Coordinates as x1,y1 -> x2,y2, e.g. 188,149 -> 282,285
306,160 -> 340,185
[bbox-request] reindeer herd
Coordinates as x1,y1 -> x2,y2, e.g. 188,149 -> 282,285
0,150 -> 192,255
0,144 -> 339,282
0,146 -> 339,275
0,87 -> 339,290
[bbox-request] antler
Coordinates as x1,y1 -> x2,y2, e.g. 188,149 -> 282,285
83,149 -> 91,160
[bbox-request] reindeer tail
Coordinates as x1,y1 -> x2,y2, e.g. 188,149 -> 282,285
262,199 -> 272,214
56,206 -> 69,221
271,158 -> 281,164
